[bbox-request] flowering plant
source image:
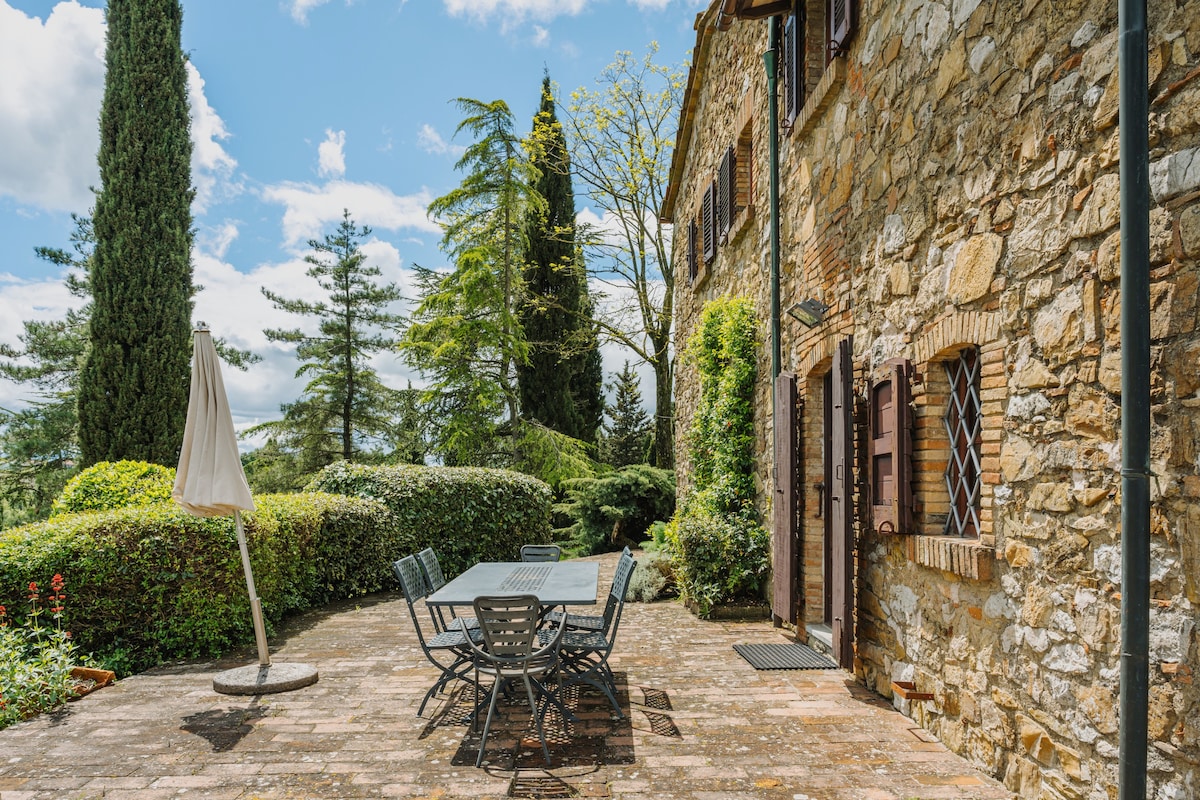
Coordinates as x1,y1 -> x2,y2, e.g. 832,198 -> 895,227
0,574 -> 78,729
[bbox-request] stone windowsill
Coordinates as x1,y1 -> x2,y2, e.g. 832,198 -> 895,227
906,535 -> 994,581
786,56 -> 847,141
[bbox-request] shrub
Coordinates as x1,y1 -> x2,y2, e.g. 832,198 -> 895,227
0,492 -> 389,675
665,511 -> 769,617
554,464 -> 675,556
306,461 -> 553,575
52,460 -> 176,516
626,550 -> 676,603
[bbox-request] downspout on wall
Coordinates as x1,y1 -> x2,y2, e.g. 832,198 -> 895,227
765,15 -> 781,381
1117,0 -> 1150,797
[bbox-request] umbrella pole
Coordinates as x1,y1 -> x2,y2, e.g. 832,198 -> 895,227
235,510 -> 272,667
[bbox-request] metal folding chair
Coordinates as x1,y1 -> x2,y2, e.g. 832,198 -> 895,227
392,555 -> 479,716
464,594 -> 566,767
545,547 -> 631,632
416,547 -> 478,633
520,544 -> 562,562
549,550 -> 636,718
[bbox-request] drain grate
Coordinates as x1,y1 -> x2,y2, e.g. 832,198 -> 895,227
733,643 -> 837,670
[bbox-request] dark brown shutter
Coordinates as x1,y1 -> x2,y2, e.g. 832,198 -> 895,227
870,358 -> 913,534
717,146 -> 734,240
702,180 -> 716,264
781,13 -> 797,127
830,337 -> 854,670
772,371 -> 799,625
829,0 -> 854,56
687,217 -> 699,283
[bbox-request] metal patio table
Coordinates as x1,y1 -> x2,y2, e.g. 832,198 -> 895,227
426,560 -> 600,609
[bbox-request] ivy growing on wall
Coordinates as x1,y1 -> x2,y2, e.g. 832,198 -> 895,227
667,296 -> 770,616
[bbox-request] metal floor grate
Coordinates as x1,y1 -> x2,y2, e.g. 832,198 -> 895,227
733,643 -> 837,670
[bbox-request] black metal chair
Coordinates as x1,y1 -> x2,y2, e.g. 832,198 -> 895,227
545,547 -> 632,632
392,555 -> 479,716
464,594 -> 566,767
549,550 -> 636,718
416,547 -> 478,632
520,544 -> 562,562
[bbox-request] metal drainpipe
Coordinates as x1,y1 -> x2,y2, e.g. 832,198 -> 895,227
764,15 -> 781,381
1117,0 -> 1150,797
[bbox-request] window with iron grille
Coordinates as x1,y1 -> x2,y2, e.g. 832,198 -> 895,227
943,346 -> 981,538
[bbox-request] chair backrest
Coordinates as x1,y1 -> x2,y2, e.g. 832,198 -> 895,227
416,548 -> 447,592
520,544 -> 562,562
600,550 -> 638,634
472,594 -> 541,660
393,555 -> 429,603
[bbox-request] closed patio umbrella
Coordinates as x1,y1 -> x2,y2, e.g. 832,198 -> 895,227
174,324 -> 317,694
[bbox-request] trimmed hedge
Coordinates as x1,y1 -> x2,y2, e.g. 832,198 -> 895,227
307,461 -> 553,576
0,492 -> 389,675
52,460 -> 176,517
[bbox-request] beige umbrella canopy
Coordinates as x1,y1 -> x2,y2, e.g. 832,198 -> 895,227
174,325 -> 316,694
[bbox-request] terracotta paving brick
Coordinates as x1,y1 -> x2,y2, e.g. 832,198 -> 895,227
0,551 -> 1014,799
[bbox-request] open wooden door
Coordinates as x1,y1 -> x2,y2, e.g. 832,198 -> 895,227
772,371 -> 798,626
829,337 -> 855,669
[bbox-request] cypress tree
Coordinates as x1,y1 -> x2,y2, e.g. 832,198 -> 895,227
518,75 -> 604,445
78,0 -> 194,466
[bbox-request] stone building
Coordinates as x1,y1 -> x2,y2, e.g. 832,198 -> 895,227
662,0 -> 1200,797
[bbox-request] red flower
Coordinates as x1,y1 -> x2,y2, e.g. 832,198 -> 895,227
51,574 -> 65,593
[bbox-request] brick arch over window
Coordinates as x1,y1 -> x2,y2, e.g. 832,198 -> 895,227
910,311 -> 1005,552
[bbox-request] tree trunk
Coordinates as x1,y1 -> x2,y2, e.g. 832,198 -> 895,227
652,355 -> 674,468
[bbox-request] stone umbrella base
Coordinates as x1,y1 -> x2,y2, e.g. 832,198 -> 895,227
213,663 -> 319,695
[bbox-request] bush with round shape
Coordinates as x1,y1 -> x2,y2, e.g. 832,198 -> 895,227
52,460 -> 176,516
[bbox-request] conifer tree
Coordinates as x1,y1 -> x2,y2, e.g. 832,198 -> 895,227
518,75 -> 604,445
258,210 -> 404,464
78,0 -> 194,466
601,361 -> 653,468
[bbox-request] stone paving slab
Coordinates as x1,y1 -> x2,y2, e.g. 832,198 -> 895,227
0,551 -> 1014,800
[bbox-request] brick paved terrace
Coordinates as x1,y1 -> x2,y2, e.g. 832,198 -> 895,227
0,551 -> 1013,799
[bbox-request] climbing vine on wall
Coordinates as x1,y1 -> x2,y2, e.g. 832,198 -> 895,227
667,296 -> 770,616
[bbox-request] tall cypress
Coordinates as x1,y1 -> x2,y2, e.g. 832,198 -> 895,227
518,75 -> 603,445
78,0 -> 194,466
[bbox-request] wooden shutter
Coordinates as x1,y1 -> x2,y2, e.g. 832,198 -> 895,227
781,12 -> 798,127
691,217 -> 700,283
717,146 -> 735,241
772,371 -> 799,625
829,0 -> 854,56
830,337 -> 854,670
869,358 -> 913,534
702,180 -> 716,264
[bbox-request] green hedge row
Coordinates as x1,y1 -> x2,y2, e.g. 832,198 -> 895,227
0,462 -> 553,675
307,461 -> 553,577
0,492 -> 388,675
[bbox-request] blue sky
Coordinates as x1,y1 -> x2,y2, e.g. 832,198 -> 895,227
0,0 -> 702,432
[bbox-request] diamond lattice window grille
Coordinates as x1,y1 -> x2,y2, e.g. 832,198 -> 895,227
943,346 -> 981,538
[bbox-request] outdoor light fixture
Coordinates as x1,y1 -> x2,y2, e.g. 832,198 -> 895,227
787,298 -> 830,328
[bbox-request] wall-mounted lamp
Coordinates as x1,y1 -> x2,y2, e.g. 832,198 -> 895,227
786,298 -> 830,328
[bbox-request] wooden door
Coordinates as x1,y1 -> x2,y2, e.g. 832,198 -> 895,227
772,371 -> 798,625
829,337 -> 854,669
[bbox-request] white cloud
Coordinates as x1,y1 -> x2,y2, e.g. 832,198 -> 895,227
442,0 -> 587,27
531,25 -> 550,47
317,129 -> 347,178
196,221 -> 240,261
417,124 -> 466,158
0,1 -> 104,213
261,178 -> 440,249
0,271 -> 78,413
187,63 -> 240,214
286,0 -> 333,24
629,0 -> 672,8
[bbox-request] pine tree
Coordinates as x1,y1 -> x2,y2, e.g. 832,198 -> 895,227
601,361 -> 653,468
403,98 -> 541,464
78,0 -> 194,467
518,75 -> 603,445
258,210 -> 404,464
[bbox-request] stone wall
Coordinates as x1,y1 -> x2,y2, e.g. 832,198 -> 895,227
667,0 -> 1200,797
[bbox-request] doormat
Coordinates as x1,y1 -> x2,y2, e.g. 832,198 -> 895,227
733,642 -> 837,670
